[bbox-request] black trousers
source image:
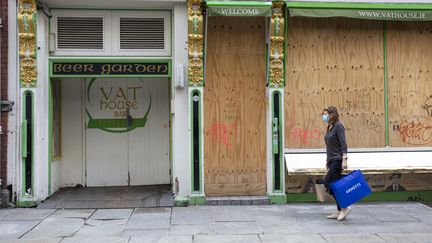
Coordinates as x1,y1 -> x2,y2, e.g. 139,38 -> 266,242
324,159 -> 343,211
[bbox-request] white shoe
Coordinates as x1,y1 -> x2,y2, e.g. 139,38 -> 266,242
326,212 -> 340,219
337,207 -> 352,221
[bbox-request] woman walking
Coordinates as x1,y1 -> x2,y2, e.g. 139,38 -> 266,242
322,106 -> 351,221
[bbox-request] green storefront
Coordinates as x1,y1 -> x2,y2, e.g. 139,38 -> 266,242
186,0 -> 432,205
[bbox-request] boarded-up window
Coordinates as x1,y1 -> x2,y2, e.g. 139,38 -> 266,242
388,22 -> 432,147
285,18 -> 385,149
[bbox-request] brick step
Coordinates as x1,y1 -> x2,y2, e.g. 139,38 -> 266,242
206,196 -> 270,206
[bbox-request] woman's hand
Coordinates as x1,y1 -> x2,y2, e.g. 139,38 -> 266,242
342,158 -> 348,170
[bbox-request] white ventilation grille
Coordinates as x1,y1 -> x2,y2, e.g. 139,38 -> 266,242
120,18 -> 165,50
57,17 -> 104,49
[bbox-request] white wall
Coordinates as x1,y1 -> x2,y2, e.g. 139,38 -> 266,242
9,1 -> 189,201
9,8 -> 51,202
7,0 -> 18,193
172,3 -> 191,197
60,78 -> 84,187
33,12 -> 50,201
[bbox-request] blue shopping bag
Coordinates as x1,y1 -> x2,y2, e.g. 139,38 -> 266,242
330,170 -> 372,208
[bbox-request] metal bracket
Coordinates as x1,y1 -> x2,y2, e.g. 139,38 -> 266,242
1,101 -> 15,112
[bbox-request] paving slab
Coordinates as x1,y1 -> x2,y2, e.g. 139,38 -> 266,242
89,209 -> 133,220
125,208 -> 171,230
367,209 -> 419,222
382,221 -> 432,233
85,219 -> 128,226
209,206 -> 254,222
169,224 -> 216,235
0,239 -> 62,243
61,236 -> 130,243
171,207 -> 212,225
129,235 -> 192,243
194,235 -> 261,243
298,218 -> 356,234
74,225 -> 125,237
0,221 -> 40,239
259,234 -> 327,243
259,223 -> 308,234
252,211 -> 298,225
214,222 -> 263,235
21,217 -> 84,238
321,233 -> 385,242
377,232 -> 432,242
0,209 -> 55,221
347,221 -> 403,234
122,229 -> 169,238
50,209 -> 95,219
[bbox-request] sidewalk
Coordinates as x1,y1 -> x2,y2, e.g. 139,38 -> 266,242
1,203 -> 432,242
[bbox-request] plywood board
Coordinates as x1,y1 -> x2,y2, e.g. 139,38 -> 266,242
387,22 -> 432,147
204,17 -> 266,196
285,18 -> 385,149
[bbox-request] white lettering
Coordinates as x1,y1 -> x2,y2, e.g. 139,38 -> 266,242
345,183 -> 362,194
358,10 -> 429,20
218,8 -> 260,16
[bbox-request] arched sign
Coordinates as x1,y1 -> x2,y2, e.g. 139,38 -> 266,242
85,78 -> 152,133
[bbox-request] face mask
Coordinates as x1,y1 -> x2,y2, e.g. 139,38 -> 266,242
322,114 -> 329,123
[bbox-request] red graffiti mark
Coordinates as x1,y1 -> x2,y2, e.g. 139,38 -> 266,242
290,128 -> 321,145
208,123 -> 237,149
397,116 -> 432,146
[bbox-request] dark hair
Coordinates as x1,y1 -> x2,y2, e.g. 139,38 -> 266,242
323,106 -> 339,125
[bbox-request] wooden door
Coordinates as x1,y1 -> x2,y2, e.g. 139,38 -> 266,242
128,78 -> 170,185
204,17 -> 267,196
85,78 -> 170,186
85,78 -> 129,186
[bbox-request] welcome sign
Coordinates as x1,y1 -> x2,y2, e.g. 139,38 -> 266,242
208,6 -> 272,16
206,1 -> 272,17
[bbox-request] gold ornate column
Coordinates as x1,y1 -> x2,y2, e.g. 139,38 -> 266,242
269,1 -> 285,88
188,0 -> 204,87
187,0 -> 205,204
18,0 -> 37,88
268,1 -> 287,204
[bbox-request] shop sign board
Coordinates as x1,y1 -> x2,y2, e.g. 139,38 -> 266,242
289,8 -> 432,21
208,6 -> 272,16
206,1 -> 272,17
50,62 -> 170,77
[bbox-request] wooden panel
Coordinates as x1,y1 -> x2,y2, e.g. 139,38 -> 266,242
85,78 -> 129,186
387,22 -> 432,147
204,17 -> 266,196
128,78 -> 170,185
285,18 -> 385,149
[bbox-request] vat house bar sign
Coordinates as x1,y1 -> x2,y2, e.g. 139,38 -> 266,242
51,62 -> 169,76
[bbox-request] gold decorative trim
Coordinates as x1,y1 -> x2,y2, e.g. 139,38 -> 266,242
269,1 -> 285,88
188,0 -> 204,87
18,0 -> 37,88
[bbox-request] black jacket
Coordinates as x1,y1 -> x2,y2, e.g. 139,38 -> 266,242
324,121 -> 348,161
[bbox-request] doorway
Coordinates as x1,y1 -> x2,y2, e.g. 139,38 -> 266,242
204,17 -> 267,196
84,78 -> 170,186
